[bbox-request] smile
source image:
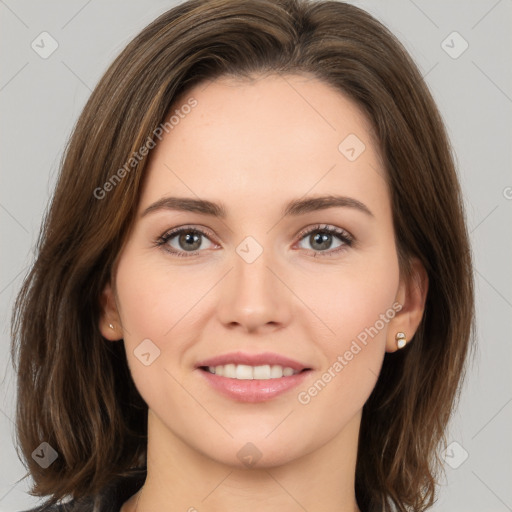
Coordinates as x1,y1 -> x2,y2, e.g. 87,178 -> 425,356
196,351 -> 313,402
202,363 -> 301,379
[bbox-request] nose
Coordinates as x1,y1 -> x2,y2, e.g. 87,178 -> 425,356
216,246 -> 292,334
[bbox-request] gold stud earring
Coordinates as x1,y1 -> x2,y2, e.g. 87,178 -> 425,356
396,332 -> 407,349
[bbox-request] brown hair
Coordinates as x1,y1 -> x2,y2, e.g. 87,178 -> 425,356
11,1 -> 475,511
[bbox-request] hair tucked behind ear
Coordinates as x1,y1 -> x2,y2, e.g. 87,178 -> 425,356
11,1 -> 474,510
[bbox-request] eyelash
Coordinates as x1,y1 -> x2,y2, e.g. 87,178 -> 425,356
155,224 -> 354,258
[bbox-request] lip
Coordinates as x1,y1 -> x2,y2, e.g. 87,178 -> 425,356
198,368 -> 311,402
195,351 -> 313,403
195,351 -> 311,372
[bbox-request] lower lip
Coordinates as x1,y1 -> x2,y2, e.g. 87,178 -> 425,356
198,368 -> 311,402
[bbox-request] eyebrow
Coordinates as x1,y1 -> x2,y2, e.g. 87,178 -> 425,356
141,194 -> 374,219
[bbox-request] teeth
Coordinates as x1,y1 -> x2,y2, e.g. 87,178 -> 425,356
283,367 -> 295,377
206,364 -> 300,379
270,365 -> 283,378
236,364 -> 253,380
253,365 -> 270,379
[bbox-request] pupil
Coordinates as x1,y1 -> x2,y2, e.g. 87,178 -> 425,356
180,232 -> 200,250
312,232 -> 331,250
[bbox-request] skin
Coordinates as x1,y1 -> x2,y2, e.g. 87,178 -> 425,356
100,73 -> 428,512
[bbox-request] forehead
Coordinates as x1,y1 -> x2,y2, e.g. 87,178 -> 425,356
140,73 -> 388,219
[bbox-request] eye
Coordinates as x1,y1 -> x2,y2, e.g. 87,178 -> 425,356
155,223 -> 354,258
295,224 -> 354,257
155,226 -> 217,257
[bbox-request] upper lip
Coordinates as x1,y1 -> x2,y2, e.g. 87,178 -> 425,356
196,351 -> 312,371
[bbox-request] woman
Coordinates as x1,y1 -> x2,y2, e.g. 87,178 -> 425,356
11,0 -> 475,511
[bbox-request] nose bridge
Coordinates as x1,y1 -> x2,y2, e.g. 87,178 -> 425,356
234,235 -> 279,308
216,234 -> 290,331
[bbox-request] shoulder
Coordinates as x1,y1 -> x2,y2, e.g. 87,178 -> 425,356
19,467 -> 146,512
19,499 -> 93,512
19,505 -> 81,512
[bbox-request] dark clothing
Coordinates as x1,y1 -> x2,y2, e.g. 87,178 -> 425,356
21,468 -> 146,512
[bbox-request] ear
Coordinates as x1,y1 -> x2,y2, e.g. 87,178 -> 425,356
386,257 -> 429,353
99,281 -> 123,341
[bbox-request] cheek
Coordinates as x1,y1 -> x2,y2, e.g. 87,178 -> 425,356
114,252 -> 203,414
114,251 -> 201,387
294,251 -> 399,407
116,250 -> 201,340
300,249 -> 400,345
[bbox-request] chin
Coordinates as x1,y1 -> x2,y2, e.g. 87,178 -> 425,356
196,430 -> 316,470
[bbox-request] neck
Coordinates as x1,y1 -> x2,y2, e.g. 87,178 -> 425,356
125,409 -> 362,512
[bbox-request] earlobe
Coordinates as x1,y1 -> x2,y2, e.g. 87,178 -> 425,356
386,258 -> 429,353
99,282 -> 122,341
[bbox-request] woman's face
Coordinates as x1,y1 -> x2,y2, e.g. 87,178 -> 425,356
102,73 -> 414,468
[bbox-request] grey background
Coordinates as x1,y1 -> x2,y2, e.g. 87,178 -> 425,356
1,1 -> 511,511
